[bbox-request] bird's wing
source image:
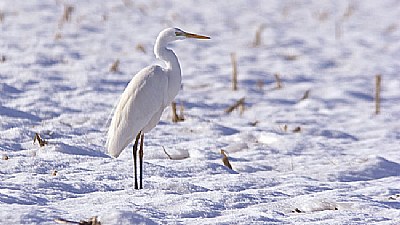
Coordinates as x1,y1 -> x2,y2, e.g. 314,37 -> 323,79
106,65 -> 168,157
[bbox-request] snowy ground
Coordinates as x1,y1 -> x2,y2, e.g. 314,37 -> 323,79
1,0 -> 400,224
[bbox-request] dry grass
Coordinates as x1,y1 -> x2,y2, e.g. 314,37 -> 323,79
220,150 -> 233,170
253,24 -> 265,47
225,97 -> 245,115
54,32 -> 62,40
375,74 -> 381,114
55,216 -> 100,225
0,11 -> 4,23
388,194 -> 400,200
33,133 -> 48,147
231,52 -> 238,91
274,73 -> 283,89
249,120 -> 259,127
385,24 -> 398,34
292,127 -> 301,133
283,54 -> 298,61
256,79 -> 264,91
299,90 -> 310,101
62,5 -> 74,23
109,59 -> 120,73
135,44 -> 146,53
162,147 -> 189,160
2,154 -> 9,160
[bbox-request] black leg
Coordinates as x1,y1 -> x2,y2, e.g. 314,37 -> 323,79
132,133 -> 141,189
139,132 -> 144,189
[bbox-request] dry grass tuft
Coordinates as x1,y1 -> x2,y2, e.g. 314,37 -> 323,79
2,154 -> 9,160
314,11 -> 329,21
281,124 -> 288,132
0,11 -> 4,23
34,133 -> 48,147
375,74 -> 381,115
385,24 -> 398,34
231,52 -> 238,91
274,73 -> 283,89
109,59 -> 120,73
283,54 -> 298,61
55,216 -> 101,225
256,79 -> 264,91
249,120 -> 259,127
162,146 -> 189,160
220,149 -> 233,170
292,208 -> 303,213
300,90 -> 310,101
343,3 -> 356,19
225,97 -> 245,115
62,5 -> 74,23
253,24 -> 266,47
292,127 -> 301,133
122,0 -> 134,8
388,194 -> 400,200
135,44 -> 146,53
54,32 -> 62,40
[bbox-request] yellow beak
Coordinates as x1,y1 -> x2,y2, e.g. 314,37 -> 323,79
184,32 -> 210,39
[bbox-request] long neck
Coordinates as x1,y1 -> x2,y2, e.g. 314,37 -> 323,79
154,40 -> 181,73
153,37 -> 182,104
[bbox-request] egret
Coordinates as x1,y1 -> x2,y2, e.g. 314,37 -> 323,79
106,28 -> 210,189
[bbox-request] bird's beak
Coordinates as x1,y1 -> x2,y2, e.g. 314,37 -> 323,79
184,32 -> 210,39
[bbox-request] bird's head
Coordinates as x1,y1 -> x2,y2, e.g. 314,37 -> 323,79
159,28 -> 210,43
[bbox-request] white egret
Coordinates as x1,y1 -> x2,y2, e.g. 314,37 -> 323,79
106,28 -> 210,189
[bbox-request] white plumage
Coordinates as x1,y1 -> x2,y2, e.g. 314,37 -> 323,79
106,65 -> 168,157
105,27 -> 210,189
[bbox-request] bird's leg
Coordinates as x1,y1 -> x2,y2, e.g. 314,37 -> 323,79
132,133 -> 141,189
139,132 -> 144,189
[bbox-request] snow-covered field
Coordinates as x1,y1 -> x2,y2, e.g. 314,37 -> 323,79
1,0 -> 399,224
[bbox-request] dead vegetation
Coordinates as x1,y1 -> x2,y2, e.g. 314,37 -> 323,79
162,147 -> 189,160
225,97 -> 245,115
55,216 -> 100,225
283,54 -> 298,61
274,73 -> 283,89
135,44 -> 146,53
2,154 -> 9,160
253,24 -> 266,47
388,194 -> 400,200
231,53 -> 238,91
0,11 -> 4,23
299,90 -> 310,101
109,59 -> 120,73
62,5 -> 74,23
220,150 -> 233,170
33,133 -> 48,147
375,74 -> 381,115
55,32 -> 63,40
256,79 -> 264,91
292,127 -> 302,133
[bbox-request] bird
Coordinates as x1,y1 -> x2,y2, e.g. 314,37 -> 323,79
106,28 -> 210,189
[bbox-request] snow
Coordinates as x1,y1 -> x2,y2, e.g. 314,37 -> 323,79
1,0 -> 400,224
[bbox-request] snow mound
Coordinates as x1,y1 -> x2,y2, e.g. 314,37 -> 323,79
337,155 -> 400,182
100,210 -> 157,225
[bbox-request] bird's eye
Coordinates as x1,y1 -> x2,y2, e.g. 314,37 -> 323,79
175,32 -> 183,36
